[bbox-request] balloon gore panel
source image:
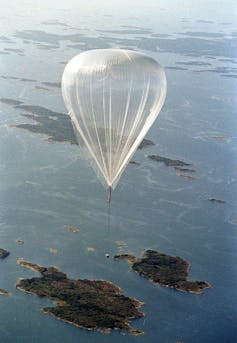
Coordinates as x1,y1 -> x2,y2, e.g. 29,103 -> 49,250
62,49 -> 167,189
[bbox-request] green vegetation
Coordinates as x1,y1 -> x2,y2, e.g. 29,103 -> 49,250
114,250 -> 211,294
17,260 -> 144,335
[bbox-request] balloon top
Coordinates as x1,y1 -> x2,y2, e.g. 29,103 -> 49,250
62,49 -> 167,189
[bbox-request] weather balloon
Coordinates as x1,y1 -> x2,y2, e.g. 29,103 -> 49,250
62,49 -> 167,202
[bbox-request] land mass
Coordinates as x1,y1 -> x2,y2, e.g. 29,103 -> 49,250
208,198 -> 225,204
129,161 -> 141,166
138,138 -> 154,149
0,289 -> 10,296
148,155 -> 192,167
1,98 -> 155,150
177,174 -> 197,181
16,260 -> 144,335
0,248 -> 10,259
114,250 -> 211,294
0,249 -> 10,295
174,166 -> 196,172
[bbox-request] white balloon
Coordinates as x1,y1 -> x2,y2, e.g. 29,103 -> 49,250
62,49 -> 167,189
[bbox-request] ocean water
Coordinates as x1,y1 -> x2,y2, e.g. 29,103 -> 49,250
0,1 -> 237,342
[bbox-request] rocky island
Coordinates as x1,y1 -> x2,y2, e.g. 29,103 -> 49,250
64,225 -> 80,233
148,155 -> 192,167
174,166 -> 196,172
129,161 -> 141,166
138,138 -> 154,149
114,250 -> 211,294
0,248 -> 10,295
177,174 -> 197,181
0,248 -> 10,259
0,289 -> 10,296
208,198 -> 225,204
16,260 -> 144,335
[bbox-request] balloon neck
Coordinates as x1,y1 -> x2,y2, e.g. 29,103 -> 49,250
107,186 -> 112,208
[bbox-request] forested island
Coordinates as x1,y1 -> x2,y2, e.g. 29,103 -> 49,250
114,250 -> 211,294
16,260 -> 144,335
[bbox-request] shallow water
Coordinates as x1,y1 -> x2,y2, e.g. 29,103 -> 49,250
0,1 -> 237,342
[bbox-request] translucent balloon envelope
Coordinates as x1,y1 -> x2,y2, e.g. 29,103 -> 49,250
62,49 -> 167,189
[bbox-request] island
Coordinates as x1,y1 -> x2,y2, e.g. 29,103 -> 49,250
209,135 -> 228,141
177,174 -> 197,181
41,81 -> 61,88
14,104 -> 77,144
0,98 -> 156,151
0,248 -> 10,259
0,97 -> 23,106
129,161 -> 141,166
114,250 -> 211,294
64,225 -> 80,233
16,260 -> 144,335
208,198 -> 225,204
174,166 -> 196,172
148,155 -> 192,167
0,289 -> 10,296
0,248 -> 10,295
138,138 -> 154,149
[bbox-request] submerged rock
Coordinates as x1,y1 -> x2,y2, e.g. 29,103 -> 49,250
114,250 -> 211,294
41,81 -> 61,88
87,247 -> 95,252
0,97 -> 23,106
64,225 -> 80,233
49,248 -> 58,254
35,85 -> 53,92
16,260 -> 144,335
209,135 -> 229,141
